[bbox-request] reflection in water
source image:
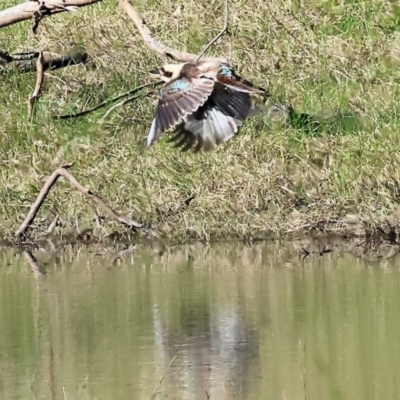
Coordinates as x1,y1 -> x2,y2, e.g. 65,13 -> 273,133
1,241 -> 400,399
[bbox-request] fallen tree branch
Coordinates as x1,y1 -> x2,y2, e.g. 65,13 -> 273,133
32,0 -> 79,33
54,81 -> 160,119
0,50 -> 13,63
0,0 -> 102,29
0,51 -> 88,76
117,0 -> 228,63
15,162 -> 143,239
16,51 -> 88,73
28,51 -> 45,118
0,50 -> 41,64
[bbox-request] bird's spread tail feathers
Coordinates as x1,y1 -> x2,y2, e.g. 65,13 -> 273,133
167,108 -> 241,152
64,5 -> 78,11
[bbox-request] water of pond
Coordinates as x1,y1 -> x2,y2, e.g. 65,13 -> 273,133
1,240 -> 400,400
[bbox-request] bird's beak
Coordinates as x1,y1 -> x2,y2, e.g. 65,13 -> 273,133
149,68 -> 161,76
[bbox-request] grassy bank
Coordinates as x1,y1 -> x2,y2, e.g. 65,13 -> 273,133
1,0 -> 400,243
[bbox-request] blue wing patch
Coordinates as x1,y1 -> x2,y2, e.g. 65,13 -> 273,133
170,79 -> 190,91
219,65 -> 234,77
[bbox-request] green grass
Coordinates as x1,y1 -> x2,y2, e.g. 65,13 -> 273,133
1,0 -> 400,243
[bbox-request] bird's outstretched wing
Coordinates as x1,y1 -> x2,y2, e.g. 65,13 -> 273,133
167,83 -> 253,152
146,77 -> 214,148
211,83 -> 253,121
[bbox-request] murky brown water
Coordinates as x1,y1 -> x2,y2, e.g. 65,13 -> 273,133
1,240 -> 400,399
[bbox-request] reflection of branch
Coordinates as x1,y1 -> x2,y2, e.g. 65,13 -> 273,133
28,52 -> 45,118
118,0 -> 227,63
15,162 -> 143,239
24,250 -> 46,278
150,355 -> 177,400
109,244 -> 137,267
299,339 -> 307,400
0,0 -> 102,29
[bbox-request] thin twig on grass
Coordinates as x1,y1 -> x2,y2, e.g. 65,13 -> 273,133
195,0 -> 229,62
15,162 -> 143,239
118,0 -> 227,63
53,82 -> 160,119
28,51 -> 45,118
150,355 -> 177,400
100,92 -> 154,121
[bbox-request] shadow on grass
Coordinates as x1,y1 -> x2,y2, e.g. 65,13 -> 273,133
252,101 -> 364,137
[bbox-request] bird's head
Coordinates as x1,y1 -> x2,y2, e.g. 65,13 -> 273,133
149,63 -> 185,83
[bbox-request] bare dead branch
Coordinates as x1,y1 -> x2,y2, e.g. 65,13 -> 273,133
15,162 -> 143,239
32,0 -> 80,33
15,162 -> 74,238
54,81 -> 159,119
0,0 -> 102,29
28,51 -> 45,118
0,50 -> 13,63
1,51 -> 88,77
117,0 -> 227,63
0,50 -> 38,64
195,0 -> 229,62
16,51 -> 88,73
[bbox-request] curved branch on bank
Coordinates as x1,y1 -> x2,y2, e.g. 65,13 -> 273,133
0,0 -> 102,29
15,162 -> 143,239
117,0 -> 228,63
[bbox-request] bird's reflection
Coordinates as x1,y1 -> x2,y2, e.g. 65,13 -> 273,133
152,299 -> 260,399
